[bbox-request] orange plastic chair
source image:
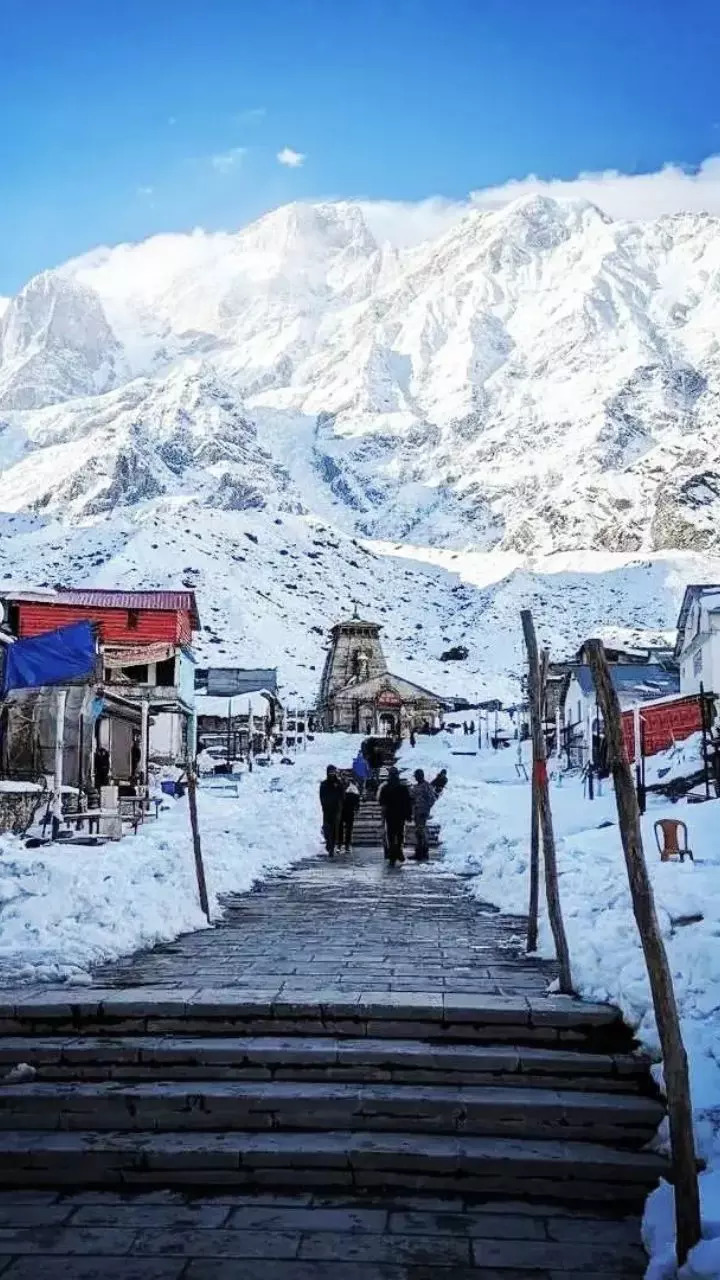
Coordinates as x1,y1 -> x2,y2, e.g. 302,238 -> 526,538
654,819 -> 693,863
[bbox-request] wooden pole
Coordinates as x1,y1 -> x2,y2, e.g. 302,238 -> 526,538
186,767 -> 211,923
527,763 -> 540,953
521,611 -> 573,993
585,639 -> 700,1267
528,653 -> 550,952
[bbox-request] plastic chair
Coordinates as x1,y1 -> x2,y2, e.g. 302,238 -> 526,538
654,819 -> 693,863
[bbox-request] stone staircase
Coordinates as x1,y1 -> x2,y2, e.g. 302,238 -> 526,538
0,771 -> 668,1228
351,796 -> 440,849
0,988 -> 666,1201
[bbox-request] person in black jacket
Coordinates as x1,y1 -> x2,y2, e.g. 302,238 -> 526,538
378,767 -> 413,865
319,765 -> 345,856
339,780 -> 360,852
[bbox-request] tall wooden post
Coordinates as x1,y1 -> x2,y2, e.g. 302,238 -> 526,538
521,610 -> 573,994
585,639 -> 700,1267
186,767 -> 210,923
527,768 -> 540,953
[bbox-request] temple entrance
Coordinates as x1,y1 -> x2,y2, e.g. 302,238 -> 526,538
379,711 -> 397,737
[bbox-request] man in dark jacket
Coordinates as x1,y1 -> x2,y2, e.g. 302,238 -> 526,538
339,780 -> 360,852
378,767 -> 413,865
410,768 -> 436,862
319,765 -> 344,856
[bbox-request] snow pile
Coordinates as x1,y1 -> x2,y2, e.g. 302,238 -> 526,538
0,733 -> 360,986
399,732 -> 720,1278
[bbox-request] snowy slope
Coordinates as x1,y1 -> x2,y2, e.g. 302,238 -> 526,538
2,195 -> 720,695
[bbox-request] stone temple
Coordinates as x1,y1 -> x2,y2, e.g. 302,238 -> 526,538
317,612 -> 447,736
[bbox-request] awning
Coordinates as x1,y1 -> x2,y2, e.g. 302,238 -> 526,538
103,643 -> 178,668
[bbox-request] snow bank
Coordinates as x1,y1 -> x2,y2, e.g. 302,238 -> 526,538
399,732 -> 720,1279
0,733 -> 361,986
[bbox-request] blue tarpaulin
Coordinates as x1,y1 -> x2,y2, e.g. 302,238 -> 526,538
1,621 -> 97,696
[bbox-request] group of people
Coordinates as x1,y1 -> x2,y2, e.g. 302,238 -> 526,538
318,757 -> 448,863
318,766 -> 360,855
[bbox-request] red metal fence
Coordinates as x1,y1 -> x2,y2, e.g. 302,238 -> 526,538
621,694 -> 704,763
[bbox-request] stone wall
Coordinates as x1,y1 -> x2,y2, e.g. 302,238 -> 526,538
0,789 -> 43,836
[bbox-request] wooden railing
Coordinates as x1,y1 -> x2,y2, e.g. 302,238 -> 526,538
520,610 -> 701,1268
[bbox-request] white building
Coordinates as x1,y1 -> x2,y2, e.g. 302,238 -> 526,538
676,584 -> 720,695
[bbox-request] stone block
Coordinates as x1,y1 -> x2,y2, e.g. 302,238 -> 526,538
227,1205 -> 387,1233
0,1261 -> 186,1280
131,1227 -> 301,1259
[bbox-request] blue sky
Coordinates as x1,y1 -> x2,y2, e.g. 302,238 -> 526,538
1,0 -> 719,293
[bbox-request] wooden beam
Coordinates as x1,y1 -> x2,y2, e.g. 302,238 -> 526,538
521,610 -> 573,993
186,767 -> 211,923
585,638 -> 700,1267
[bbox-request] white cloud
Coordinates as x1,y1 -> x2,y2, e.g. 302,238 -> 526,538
168,116 -> 177,127
136,186 -> 155,198
468,156 -> 720,220
210,147 -> 247,174
359,156 -> 720,247
277,147 -> 305,169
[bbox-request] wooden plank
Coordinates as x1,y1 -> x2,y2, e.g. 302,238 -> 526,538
521,611 -> 572,994
584,638 -> 700,1267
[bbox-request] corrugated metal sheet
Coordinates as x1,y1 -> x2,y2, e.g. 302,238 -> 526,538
19,603 -> 186,647
206,668 -> 278,697
621,694 -> 704,762
6,589 -> 200,628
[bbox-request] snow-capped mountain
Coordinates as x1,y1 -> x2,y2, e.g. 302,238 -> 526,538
2,194 -> 720,696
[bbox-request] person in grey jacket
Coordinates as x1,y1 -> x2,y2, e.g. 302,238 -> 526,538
410,768 -> 436,862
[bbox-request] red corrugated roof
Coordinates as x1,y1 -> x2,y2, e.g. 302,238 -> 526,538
6,589 -> 200,629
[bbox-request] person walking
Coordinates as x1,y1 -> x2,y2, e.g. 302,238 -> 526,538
431,767 -> 448,797
319,765 -> 344,857
352,750 -> 370,797
378,766 -> 412,865
410,767 -> 436,862
339,779 -> 360,852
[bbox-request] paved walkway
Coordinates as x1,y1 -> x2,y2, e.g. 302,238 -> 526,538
0,842 -> 654,1277
95,847 -> 555,997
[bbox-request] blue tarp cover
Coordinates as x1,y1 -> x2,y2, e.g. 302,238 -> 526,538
1,621 -> 97,696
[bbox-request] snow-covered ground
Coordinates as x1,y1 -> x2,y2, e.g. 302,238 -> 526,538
399,730 -> 720,1279
0,733 -> 360,987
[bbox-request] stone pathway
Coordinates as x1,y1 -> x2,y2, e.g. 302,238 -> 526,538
0,834 -> 664,1277
94,846 -> 554,996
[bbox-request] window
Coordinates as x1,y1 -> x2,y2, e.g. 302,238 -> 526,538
127,609 -> 139,629
694,648 -> 703,677
156,656 -> 176,686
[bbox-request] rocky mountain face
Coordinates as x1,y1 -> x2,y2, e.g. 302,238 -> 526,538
1,195 -> 719,694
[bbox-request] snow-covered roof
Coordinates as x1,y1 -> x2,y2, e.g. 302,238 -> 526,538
196,690 -> 274,718
675,584 -> 720,655
572,664 -> 679,704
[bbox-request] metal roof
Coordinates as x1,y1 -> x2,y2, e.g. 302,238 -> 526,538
5,588 -> 200,629
573,664 -> 680,702
331,617 -> 382,633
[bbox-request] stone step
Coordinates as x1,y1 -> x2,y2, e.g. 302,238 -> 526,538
0,1079 -> 663,1144
0,1035 -> 651,1089
0,992 -> 634,1051
0,1129 -> 668,1202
